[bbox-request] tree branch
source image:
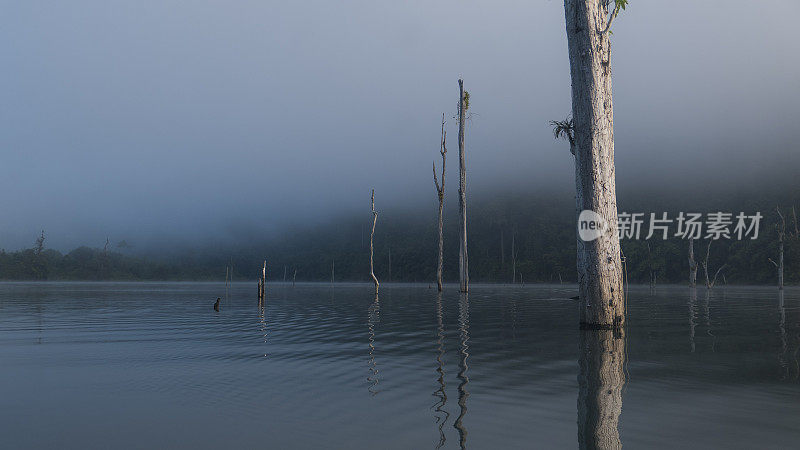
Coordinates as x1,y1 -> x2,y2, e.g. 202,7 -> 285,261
602,3 -> 621,35
433,161 -> 439,190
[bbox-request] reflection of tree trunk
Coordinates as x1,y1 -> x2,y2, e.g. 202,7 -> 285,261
578,329 -> 625,450
367,294 -> 380,395
703,291 -> 717,352
455,294 -> 470,449
778,290 -> 788,379
433,293 -> 449,449
688,288 -> 697,353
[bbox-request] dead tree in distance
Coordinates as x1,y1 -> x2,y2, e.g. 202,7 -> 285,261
769,207 -> 788,290
257,260 -> 266,302
702,241 -> 725,289
688,238 -> 698,287
457,79 -> 469,293
562,0 -> 627,328
370,189 -> 380,294
432,113 -> 447,292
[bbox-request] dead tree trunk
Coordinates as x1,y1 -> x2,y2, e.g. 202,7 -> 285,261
370,189 -> 380,294
433,113 -> 447,292
688,238 -> 698,287
564,0 -> 625,328
770,207 -> 786,290
292,268 -> 297,287
457,79 -> 469,293
578,328 -> 625,450
511,231 -> 517,284
258,260 -> 266,302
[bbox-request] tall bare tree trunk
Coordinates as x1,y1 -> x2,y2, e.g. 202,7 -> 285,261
457,79 -> 469,293
688,238 -> 698,287
511,231 -> 516,284
564,0 -> 624,328
771,207 -> 786,290
433,114 -> 447,292
370,189 -> 380,294
578,329 -> 625,449
779,237 -> 784,290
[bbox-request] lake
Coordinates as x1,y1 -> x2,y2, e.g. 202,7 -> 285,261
1,282 -> 798,449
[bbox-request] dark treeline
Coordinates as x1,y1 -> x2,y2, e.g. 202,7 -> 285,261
2,188 -> 799,285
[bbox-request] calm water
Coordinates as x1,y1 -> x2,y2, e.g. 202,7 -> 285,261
1,282 -> 799,449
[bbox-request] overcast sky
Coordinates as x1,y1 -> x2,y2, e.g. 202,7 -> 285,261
1,0 -> 799,250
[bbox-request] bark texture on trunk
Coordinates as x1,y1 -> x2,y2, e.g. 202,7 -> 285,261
433,114 -> 447,292
578,328 -> 625,450
370,189 -> 379,294
688,238 -> 698,287
564,0 -> 624,328
457,79 -> 469,293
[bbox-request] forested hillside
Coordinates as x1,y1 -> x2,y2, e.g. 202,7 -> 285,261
2,188 -> 798,285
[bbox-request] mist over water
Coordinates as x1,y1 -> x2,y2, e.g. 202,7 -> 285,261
2,1 -> 800,251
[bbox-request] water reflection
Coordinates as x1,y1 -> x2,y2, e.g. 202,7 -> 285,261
258,303 -> 268,358
578,328 -> 625,450
432,293 -> 449,449
703,291 -> 717,352
367,294 -> 380,395
454,294 -> 470,449
688,288 -> 697,353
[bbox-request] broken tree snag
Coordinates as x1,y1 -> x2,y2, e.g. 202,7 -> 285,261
564,0 -> 624,328
370,189 -> 380,294
457,79 -> 469,293
578,328 -> 625,450
688,238 -> 698,287
703,241 -> 726,289
293,268 -> 297,287
258,260 -> 266,302
433,113 -> 447,292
